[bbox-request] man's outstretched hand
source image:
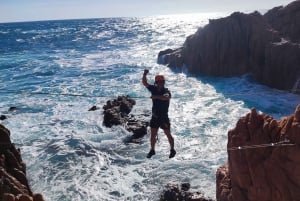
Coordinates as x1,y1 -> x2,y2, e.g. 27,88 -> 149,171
144,69 -> 149,75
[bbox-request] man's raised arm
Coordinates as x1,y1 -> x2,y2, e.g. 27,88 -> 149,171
142,69 -> 149,87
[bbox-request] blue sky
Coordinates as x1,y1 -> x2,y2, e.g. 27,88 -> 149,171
0,0 -> 295,23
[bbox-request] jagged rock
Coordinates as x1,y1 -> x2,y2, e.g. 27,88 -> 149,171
216,164 -> 231,201
158,48 -> 183,69
18,194 -> 33,201
3,193 -> 15,201
0,115 -> 7,120
264,0 -> 300,43
160,183 -> 214,201
158,1 -> 300,92
126,120 -> 148,139
33,193 -> 44,201
217,104 -> 300,201
103,96 -> 135,127
181,183 -> 191,191
0,124 -> 11,145
32,194 -> 45,201
8,107 -> 17,112
102,95 -> 149,141
0,124 -> 45,201
88,105 -> 99,111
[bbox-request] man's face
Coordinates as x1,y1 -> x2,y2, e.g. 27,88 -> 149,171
156,80 -> 165,89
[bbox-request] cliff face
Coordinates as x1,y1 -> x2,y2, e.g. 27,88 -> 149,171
0,124 -> 45,201
158,0 -> 300,92
216,104 -> 300,201
264,0 -> 300,43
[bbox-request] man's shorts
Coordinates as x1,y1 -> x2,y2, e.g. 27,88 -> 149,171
150,116 -> 170,130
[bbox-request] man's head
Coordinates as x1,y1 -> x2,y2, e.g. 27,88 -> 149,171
155,75 -> 165,89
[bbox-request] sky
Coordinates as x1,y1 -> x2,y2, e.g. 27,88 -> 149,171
0,0 -> 296,23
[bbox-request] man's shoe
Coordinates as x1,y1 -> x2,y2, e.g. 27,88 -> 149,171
169,149 -> 176,158
147,149 -> 155,158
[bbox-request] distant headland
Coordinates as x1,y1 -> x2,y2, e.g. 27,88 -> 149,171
158,0 -> 300,94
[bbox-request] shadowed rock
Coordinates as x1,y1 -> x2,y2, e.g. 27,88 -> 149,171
158,1 -> 300,93
88,105 -> 99,111
102,95 -> 149,141
0,115 -> 7,120
160,183 -> 215,201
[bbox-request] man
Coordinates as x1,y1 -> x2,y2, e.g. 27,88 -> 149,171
142,69 -> 176,158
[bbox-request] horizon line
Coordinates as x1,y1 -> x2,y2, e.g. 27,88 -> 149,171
0,9 -> 266,24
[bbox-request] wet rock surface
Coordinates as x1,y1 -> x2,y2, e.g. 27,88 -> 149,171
102,95 -> 150,142
160,183 -> 215,201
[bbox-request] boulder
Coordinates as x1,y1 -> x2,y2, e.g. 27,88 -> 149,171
217,104 -> 300,201
102,95 -> 149,141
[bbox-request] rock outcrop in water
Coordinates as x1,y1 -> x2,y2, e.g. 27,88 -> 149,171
0,124 -> 45,201
160,183 -> 214,201
158,0 -> 300,93
102,95 -> 150,142
216,104 -> 300,201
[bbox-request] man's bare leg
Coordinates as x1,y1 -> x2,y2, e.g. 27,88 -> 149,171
147,128 -> 158,158
164,129 -> 176,158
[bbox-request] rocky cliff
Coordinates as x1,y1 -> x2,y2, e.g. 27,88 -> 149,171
216,104 -> 300,201
158,0 -> 300,93
0,124 -> 45,201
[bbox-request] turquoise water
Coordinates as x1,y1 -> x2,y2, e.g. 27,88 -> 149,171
0,14 -> 299,200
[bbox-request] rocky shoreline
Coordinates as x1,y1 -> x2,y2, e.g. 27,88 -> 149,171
1,96 -> 299,201
100,96 -> 216,200
0,124 -> 45,201
102,96 -> 300,201
158,0 -> 300,93
217,104 -> 300,201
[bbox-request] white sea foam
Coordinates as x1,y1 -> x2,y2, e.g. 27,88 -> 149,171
0,13 -> 299,201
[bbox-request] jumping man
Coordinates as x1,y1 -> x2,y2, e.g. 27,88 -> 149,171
142,69 -> 176,158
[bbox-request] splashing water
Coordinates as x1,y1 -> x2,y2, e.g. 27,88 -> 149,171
0,13 -> 299,200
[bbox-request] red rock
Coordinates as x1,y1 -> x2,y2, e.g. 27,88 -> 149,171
2,193 -> 16,201
0,124 -> 44,200
0,124 -> 11,144
216,164 -> 231,201
32,194 -> 45,201
217,104 -> 300,201
17,194 -> 33,201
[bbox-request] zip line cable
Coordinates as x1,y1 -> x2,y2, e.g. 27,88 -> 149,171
227,139 -> 296,151
0,90 -> 108,98
0,90 -> 298,152
0,136 -> 297,152
0,88 -> 298,99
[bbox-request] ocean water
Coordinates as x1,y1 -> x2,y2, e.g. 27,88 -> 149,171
0,13 -> 299,201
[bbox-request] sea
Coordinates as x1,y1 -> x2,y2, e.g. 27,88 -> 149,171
0,13 -> 299,201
